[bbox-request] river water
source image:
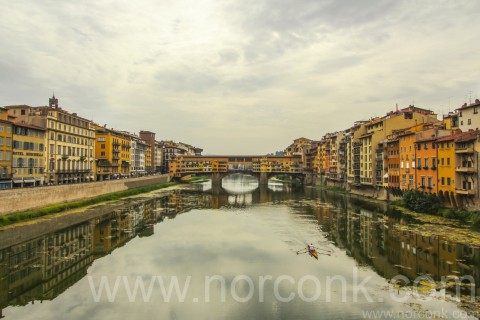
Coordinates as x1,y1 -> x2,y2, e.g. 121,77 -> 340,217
0,174 -> 479,319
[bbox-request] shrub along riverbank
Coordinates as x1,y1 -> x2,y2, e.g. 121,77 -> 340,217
389,189 -> 480,230
317,186 -> 480,230
0,182 -> 178,227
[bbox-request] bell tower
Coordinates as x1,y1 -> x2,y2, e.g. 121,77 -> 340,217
49,93 -> 59,108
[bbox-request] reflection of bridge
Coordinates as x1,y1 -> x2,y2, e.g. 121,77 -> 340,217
169,155 -> 308,185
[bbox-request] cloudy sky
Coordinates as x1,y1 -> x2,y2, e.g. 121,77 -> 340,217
1,1 -> 479,154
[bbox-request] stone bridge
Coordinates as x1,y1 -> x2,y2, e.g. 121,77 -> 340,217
169,155 -> 310,185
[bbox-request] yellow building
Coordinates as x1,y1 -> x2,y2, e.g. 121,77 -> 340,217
0,108 -> 13,189
436,134 -> 458,206
145,144 -> 152,173
94,125 -> 131,181
5,95 -> 96,184
12,123 -> 46,187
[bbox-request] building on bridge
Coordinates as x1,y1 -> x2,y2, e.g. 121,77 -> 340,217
169,155 -> 303,185
158,140 -> 202,174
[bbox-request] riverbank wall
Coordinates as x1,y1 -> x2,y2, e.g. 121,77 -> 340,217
0,174 -> 170,215
315,177 -> 402,202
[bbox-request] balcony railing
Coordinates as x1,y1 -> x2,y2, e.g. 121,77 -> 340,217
455,188 -> 475,195
57,169 -> 92,174
456,166 -> 476,173
456,147 -> 474,154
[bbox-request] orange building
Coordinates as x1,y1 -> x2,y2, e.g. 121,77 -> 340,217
398,130 -> 416,190
414,136 -> 438,193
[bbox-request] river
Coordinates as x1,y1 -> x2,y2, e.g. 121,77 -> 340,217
0,173 -> 478,319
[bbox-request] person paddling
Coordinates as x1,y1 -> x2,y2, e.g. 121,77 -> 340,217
308,243 -> 315,251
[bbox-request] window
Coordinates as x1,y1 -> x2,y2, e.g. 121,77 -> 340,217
468,119 -> 472,125
424,158 -> 429,168
0,126 -> 3,132
428,177 -> 432,188
417,144 -> 421,150
441,158 -> 444,165
101,144 -> 106,149
0,151 -> 3,160
101,152 -> 105,157
441,177 -> 445,185
409,174 -> 414,186
447,158 -> 450,165
417,158 -> 421,167
424,143 -> 428,150
447,177 -> 451,185
0,137 -> 3,146
475,107 -> 478,114
421,176 -> 425,187
432,158 -> 436,167
6,151 -> 10,161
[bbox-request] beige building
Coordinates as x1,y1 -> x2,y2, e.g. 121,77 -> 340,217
5,95 -> 96,184
351,106 -> 438,188
457,99 -> 480,132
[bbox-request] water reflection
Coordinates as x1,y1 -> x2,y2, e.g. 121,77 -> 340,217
219,173 -> 258,194
0,174 -> 479,319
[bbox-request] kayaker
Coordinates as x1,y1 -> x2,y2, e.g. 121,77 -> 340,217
308,243 -> 315,251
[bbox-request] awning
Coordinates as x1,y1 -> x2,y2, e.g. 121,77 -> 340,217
383,173 -> 389,179
24,178 -> 36,183
12,179 -> 23,183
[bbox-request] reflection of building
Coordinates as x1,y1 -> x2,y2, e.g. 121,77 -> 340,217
0,221 -> 93,308
93,210 -> 133,255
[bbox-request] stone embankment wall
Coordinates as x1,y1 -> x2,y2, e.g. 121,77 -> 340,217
0,175 -> 170,215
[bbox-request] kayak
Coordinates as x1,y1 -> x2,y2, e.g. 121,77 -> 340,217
308,246 -> 319,260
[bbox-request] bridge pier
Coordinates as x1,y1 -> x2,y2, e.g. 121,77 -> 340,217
211,172 -> 225,186
259,172 -> 268,186
303,172 -> 316,185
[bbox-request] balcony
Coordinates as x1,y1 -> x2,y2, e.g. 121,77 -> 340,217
456,166 -> 476,173
456,147 -> 474,154
62,155 -> 69,160
113,142 -> 120,147
456,188 -> 475,195
80,156 -> 86,161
